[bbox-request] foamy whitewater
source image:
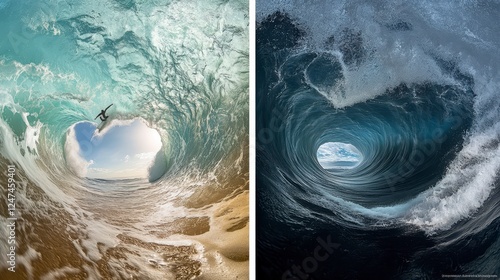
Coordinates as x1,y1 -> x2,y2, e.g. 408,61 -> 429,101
0,0 -> 248,279
256,0 -> 500,279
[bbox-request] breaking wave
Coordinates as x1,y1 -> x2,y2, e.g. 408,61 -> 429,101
0,0 -> 248,279
256,1 -> 500,279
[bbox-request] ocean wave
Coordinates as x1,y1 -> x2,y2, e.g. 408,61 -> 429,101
0,0 -> 248,278
257,1 -> 500,278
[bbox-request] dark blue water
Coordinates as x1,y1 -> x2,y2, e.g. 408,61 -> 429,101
257,2 -> 500,279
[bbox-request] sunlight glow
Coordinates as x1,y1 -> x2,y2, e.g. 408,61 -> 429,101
68,119 -> 163,179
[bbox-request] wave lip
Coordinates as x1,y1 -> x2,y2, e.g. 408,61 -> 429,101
65,123 -> 93,177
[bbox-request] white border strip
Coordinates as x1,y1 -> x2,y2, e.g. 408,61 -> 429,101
249,0 -> 256,279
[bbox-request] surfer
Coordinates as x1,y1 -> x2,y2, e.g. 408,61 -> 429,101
95,104 -> 113,122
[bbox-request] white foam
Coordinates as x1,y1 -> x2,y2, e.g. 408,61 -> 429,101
405,121 -> 500,234
15,246 -> 41,279
402,64 -> 500,233
64,124 -> 93,177
0,89 -> 16,108
12,61 -> 77,83
0,117 -> 75,206
258,1 -> 468,107
332,44 -> 448,107
21,112 -> 42,155
40,266 -> 81,280
81,219 -> 120,262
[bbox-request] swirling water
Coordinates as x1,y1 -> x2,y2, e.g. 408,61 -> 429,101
257,1 -> 500,279
0,0 -> 248,279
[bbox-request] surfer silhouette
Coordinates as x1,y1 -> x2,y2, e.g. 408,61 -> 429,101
95,104 -> 113,122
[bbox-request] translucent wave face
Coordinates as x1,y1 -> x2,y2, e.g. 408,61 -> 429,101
316,142 -> 362,170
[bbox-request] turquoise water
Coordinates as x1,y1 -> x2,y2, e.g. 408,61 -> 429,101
0,0 -> 248,278
0,0 -> 248,175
